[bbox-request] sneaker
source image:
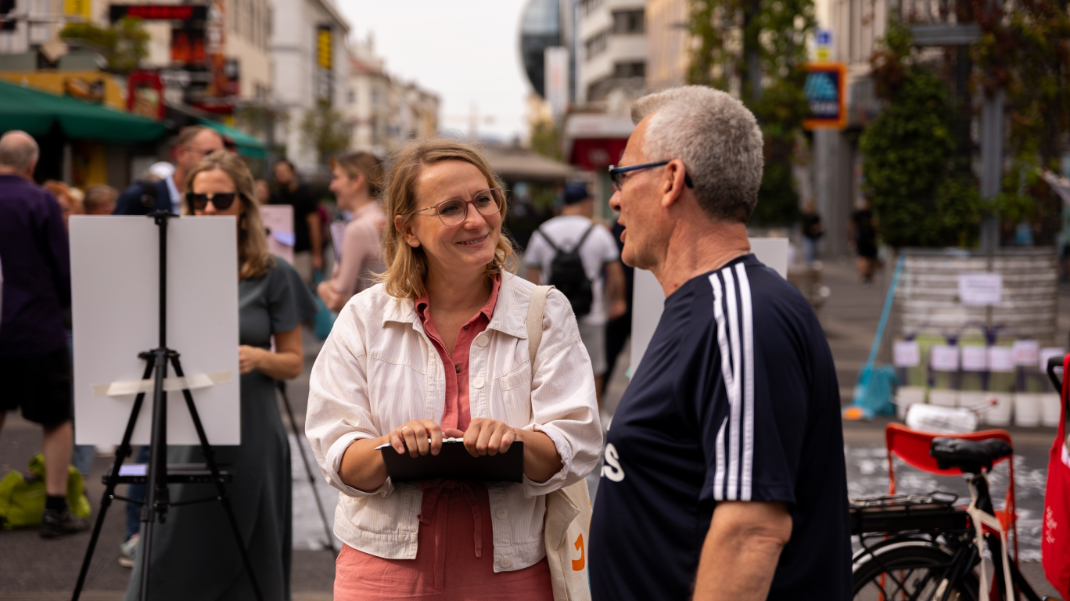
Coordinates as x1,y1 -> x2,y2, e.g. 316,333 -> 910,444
119,533 -> 139,568
40,507 -> 90,538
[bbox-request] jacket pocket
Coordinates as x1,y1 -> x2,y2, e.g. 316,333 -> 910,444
497,364 -> 532,427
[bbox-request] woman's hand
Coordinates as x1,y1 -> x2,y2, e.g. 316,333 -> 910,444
388,419 -> 445,458
445,418 -> 517,458
238,345 -> 264,374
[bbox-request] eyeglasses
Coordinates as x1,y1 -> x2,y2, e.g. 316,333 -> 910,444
607,161 -> 694,191
186,191 -> 240,211
407,188 -> 504,226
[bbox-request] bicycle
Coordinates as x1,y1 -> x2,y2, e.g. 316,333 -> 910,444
850,436 -> 1062,601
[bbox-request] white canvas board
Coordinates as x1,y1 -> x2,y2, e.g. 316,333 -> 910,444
260,205 -> 294,265
70,216 -> 241,445
1013,340 -> 1040,366
987,347 -> 1015,373
893,341 -> 921,367
631,238 -> 788,375
960,346 -> 987,372
958,273 -> 1002,306
930,345 -> 960,371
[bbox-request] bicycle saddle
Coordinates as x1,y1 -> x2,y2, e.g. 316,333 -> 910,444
929,438 -> 1012,473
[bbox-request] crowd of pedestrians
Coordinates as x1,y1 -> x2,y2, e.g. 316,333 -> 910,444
0,83 -> 853,600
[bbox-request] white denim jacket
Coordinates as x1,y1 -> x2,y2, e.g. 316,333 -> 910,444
305,272 -> 603,573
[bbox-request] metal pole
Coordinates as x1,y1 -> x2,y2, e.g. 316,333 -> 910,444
979,91 -> 1004,254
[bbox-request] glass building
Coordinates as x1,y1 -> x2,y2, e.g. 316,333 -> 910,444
518,0 -> 560,98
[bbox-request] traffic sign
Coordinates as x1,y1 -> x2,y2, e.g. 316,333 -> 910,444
803,62 -> 846,130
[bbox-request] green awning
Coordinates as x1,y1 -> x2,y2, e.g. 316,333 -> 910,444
200,119 -> 266,159
0,79 -> 167,143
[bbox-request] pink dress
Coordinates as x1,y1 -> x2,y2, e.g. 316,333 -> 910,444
334,277 -> 554,601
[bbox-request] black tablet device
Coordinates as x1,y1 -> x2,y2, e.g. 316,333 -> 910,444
376,438 -> 524,483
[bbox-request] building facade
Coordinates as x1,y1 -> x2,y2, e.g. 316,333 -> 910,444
576,0 -> 646,103
268,0 -> 349,171
644,0 -> 688,91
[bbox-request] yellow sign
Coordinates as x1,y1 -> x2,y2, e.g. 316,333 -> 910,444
316,26 -> 332,70
65,0 -> 91,19
816,47 -> 830,61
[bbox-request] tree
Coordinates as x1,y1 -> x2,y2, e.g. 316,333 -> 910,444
861,23 -> 982,248
299,100 -> 351,166
529,117 -> 561,161
59,17 -> 149,73
686,0 -> 815,226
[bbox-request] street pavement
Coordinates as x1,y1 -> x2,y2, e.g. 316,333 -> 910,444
1,257 -> 1067,598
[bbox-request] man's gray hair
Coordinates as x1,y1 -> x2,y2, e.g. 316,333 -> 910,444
631,86 -> 763,223
0,131 -> 40,172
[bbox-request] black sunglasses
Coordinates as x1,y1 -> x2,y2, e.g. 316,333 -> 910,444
185,191 -> 240,211
607,160 -> 694,191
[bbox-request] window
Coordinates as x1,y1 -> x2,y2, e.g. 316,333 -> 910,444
614,61 -> 646,78
579,0 -> 604,17
347,88 -> 355,104
585,29 -> 608,60
612,10 -> 644,34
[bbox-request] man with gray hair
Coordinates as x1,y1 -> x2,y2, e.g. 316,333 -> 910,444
0,130 -> 89,537
588,87 -> 850,599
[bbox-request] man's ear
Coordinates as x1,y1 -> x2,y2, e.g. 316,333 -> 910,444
395,214 -> 420,248
660,159 -> 689,209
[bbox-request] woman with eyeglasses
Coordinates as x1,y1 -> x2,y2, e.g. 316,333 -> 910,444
305,139 -> 602,600
124,151 -> 316,601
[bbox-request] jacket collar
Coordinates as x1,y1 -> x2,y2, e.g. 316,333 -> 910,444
381,271 -> 527,340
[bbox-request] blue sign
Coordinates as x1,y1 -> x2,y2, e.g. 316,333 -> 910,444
816,29 -> 832,47
803,63 -> 846,129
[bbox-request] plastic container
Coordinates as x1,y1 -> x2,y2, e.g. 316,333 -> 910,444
929,389 -> 959,408
982,392 -> 1014,426
1041,393 -> 1062,427
1013,393 -> 1042,427
906,403 -> 978,434
895,386 -> 926,420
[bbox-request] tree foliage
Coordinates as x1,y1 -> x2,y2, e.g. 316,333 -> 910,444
861,23 -> 982,248
686,0 -> 815,226
300,100 -> 351,166
973,1 -> 1070,243
59,17 -> 149,74
529,117 -> 561,162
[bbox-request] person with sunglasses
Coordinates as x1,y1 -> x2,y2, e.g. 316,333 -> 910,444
123,150 -> 316,601
588,86 -> 852,600
305,139 -> 602,600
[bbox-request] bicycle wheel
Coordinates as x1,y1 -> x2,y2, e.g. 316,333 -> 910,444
853,544 -> 980,601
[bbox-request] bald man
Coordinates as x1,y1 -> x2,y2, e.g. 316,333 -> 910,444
0,130 -> 88,537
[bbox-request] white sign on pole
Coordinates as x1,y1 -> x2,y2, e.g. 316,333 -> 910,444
958,273 -> 1002,306
259,204 -> 294,265
544,46 -> 569,120
987,347 -> 1016,373
961,346 -> 987,372
630,239 -> 788,374
930,345 -> 960,371
893,341 -> 921,367
70,216 -> 241,445
1012,340 -> 1040,366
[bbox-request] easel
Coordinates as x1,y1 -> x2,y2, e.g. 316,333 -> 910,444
72,212 -> 264,601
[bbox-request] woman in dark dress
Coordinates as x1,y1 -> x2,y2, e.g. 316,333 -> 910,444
125,151 -> 316,601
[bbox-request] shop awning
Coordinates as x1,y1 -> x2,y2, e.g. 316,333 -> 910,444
200,119 -> 267,159
0,79 -> 167,143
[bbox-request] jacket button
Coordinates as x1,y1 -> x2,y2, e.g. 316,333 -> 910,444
496,508 -> 508,519
499,557 -> 513,568
475,334 -> 489,347
472,376 -> 485,389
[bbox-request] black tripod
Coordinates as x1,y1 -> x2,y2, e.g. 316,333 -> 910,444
72,212 -> 264,601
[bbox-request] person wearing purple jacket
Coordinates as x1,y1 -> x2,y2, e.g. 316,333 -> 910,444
0,130 -> 88,538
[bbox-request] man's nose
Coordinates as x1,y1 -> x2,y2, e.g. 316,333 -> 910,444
608,190 -> 622,212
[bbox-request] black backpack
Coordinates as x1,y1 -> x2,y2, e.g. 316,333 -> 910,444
537,224 -> 595,317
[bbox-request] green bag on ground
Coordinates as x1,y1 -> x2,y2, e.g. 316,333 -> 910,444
0,453 -> 91,529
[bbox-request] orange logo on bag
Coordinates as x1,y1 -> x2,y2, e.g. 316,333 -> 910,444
572,534 -> 585,571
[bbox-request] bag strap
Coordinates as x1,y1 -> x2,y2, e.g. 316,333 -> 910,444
535,228 -> 562,254
527,285 -> 553,370
573,224 -> 596,253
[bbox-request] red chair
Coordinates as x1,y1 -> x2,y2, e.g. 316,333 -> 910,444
885,423 -> 1019,564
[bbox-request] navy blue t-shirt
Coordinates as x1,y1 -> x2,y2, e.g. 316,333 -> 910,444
589,255 -> 851,600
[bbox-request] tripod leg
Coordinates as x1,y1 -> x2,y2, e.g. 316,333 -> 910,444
138,348 -> 170,601
276,381 -> 336,556
170,355 -> 265,601
72,355 -> 156,601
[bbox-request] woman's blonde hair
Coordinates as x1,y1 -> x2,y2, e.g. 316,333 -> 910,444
380,139 -> 516,299
184,150 -> 275,280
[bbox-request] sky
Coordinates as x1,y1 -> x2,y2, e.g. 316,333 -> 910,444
336,1 -> 534,143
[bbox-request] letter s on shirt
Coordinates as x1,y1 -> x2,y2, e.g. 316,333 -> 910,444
601,443 -> 625,482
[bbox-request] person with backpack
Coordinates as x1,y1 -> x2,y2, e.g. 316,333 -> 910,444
525,182 -> 626,408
